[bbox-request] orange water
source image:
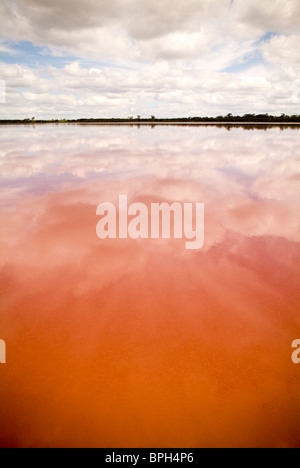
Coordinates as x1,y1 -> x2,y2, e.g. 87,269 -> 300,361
0,125 -> 300,448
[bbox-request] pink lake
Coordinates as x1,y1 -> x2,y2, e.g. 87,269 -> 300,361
0,124 -> 300,448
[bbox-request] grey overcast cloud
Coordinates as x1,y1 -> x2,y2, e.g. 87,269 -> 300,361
0,0 -> 299,118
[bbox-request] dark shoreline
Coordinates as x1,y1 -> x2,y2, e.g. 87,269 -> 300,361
1,114 -> 300,129
1,121 -> 300,130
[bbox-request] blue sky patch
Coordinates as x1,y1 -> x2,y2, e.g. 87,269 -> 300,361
0,40 -> 134,72
256,32 -> 281,45
0,41 -> 78,69
222,50 -> 266,74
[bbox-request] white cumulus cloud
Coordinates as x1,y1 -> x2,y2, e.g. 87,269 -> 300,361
0,0 -> 299,118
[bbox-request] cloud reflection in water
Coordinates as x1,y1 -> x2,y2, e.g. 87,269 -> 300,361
0,124 -> 299,448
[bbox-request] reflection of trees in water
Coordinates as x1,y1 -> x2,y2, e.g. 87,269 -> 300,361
1,113 -> 300,130
221,124 -> 300,131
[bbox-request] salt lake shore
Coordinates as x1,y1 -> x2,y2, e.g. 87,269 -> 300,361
1,114 -> 300,126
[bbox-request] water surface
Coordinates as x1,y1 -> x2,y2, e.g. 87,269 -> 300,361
0,124 -> 300,448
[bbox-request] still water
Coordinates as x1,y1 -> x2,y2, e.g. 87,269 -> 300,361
0,124 -> 300,448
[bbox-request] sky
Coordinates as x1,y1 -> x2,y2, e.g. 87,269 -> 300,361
0,0 -> 299,119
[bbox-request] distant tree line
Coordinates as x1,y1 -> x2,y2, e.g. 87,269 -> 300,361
1,114 -> 300,124
186,113 -> 300,123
